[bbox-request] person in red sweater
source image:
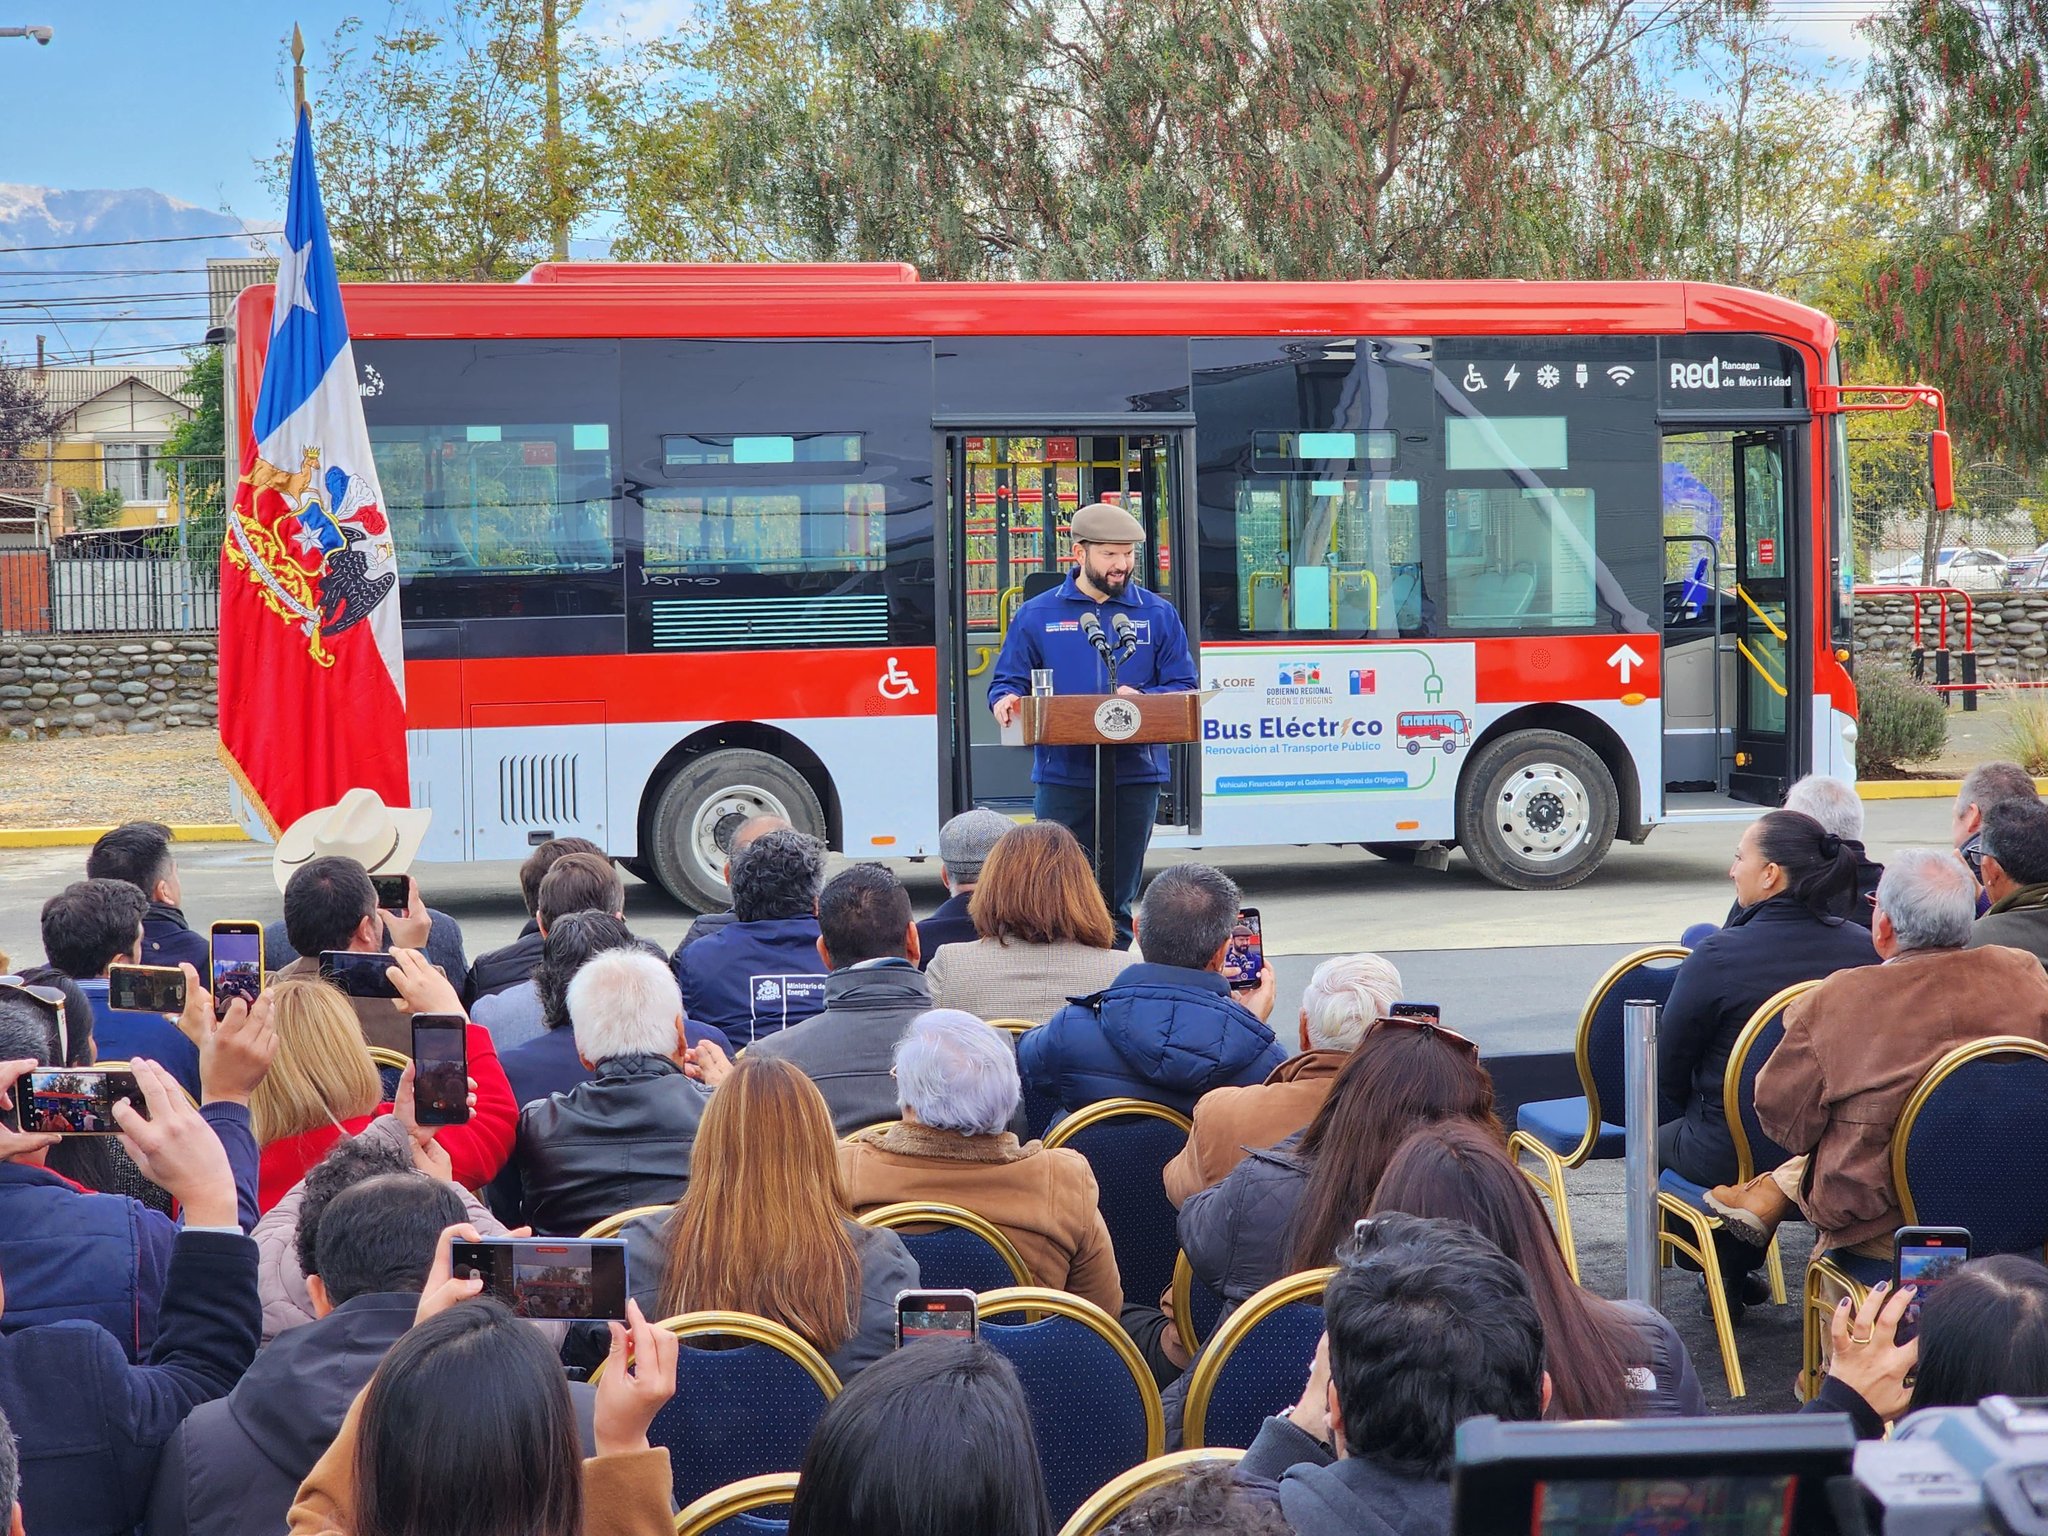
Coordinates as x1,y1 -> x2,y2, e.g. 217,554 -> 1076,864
254,951 -> 516,1211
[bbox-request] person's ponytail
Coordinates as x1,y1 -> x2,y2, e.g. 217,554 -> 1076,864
1755,809 -> 1859,922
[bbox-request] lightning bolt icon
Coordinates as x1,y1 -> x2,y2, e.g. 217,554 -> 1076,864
1504,364 -> 1521,390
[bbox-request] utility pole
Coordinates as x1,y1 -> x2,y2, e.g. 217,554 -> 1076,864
542,0 -> 568,260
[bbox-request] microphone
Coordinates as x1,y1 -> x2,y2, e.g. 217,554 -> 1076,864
1079,610 -> 1113,658
1111,612 -> 1138,657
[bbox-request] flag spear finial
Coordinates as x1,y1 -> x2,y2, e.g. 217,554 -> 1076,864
292,24 -> 306,115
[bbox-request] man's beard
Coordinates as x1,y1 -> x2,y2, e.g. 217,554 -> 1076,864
1092,566 -> 1131,593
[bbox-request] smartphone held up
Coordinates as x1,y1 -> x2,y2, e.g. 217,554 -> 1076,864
17,1068 -> 147,1136
1225,907 -> 1264,991
107,963 -> 186,1015
209,920 -> 264,1016
451,1238 -> 628,1321
411,1015 -> 470,1126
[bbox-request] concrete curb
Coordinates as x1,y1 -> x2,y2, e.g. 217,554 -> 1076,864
0,824 -> 250,848
1858,778 -> 2048,801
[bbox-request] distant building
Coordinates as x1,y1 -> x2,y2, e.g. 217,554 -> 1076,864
206,256 -> 276,337
34,365 -> 195,533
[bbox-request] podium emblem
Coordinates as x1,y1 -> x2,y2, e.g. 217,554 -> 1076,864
1094,697 -> 1143,741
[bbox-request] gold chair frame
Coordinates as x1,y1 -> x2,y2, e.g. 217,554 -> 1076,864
857,1200 -> 1035,1287
987,1018 -> 1040,1036
366,1045 -> 411,1076
841,1120 -> 900,1143
579,1203 -> 676,1240
1505,946 -> 1689,1284
673,1471 -> 800,1536
1168,1250 -> 1209,1356
1181,1266 -> 1337,1449
1043,1097 -> 1193,1147
1055,1448 -> 1248,1536
589,1310 -> 842,1400
978,1286 -> 1166,1460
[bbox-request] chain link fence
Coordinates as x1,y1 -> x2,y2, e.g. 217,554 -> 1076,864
0,456 -> 226,636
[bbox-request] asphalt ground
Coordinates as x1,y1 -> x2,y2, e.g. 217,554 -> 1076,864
0,797 -> 1952,1411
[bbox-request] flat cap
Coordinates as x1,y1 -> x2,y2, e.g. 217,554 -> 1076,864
1070,501 -> 1147,543
939,806 -> 1014,881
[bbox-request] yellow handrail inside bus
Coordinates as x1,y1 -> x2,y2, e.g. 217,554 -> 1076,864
997,584 -> 1026,628
1246,570 -> 1284,627
1736,638 -> 1789,698
967,645 -> 994,678
1331,566 -> 1379,630
1735,585 -> 1787,642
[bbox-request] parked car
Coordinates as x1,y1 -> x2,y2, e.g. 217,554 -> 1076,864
1870,546 -> 2009,591
2010,541 -> 2048,586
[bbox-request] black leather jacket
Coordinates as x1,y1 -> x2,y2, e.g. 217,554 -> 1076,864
510,1053 -> 711,1236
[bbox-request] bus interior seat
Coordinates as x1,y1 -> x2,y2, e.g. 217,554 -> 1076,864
1458,568 -> 1537,618
1391,562 -> 1424,628
1021,570 -> 1064,602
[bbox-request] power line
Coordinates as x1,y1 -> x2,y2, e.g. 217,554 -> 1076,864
0,229 -> 281,256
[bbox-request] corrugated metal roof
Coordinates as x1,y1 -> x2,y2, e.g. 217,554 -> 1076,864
208,256 -> 276,331
35,366 -> 193,414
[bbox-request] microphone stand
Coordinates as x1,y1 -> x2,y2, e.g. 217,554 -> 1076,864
1085,618 -> 1143,920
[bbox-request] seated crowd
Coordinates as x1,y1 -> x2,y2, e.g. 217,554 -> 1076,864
2,767 -> 2047,1536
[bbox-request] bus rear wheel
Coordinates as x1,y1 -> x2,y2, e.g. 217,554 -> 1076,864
1455,729 -> 1617,892
646,748 -> 828,913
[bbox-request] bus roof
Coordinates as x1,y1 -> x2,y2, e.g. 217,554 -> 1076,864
234,272 -> 1838,349
517,260 -> 922,284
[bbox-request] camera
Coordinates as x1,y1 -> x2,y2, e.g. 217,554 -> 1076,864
1454,1398 -> 2048,1536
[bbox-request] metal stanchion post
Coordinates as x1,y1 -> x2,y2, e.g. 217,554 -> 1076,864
1624,998 -> 1661,1308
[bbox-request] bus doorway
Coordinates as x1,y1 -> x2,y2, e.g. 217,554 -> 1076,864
1660,427 -> 1800,807
945,431 -> 1192,820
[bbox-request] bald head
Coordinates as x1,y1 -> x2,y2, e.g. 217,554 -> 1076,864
723,814 -> 793,884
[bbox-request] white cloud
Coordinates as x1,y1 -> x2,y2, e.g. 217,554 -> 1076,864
577,0 -> 704,46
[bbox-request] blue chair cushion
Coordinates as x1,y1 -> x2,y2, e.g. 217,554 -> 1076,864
981,1313 -> 1153,1525
1057,1118 -> 1186,1316
893,1227 -> 1019,1293
1821,1251 -> 1891,1290
1516,1097 -> 1623,1159
1198,1300 -> 1325,1451
1657,1168 -> 1711,1213
1901,1052 -> 2048,1256
654,1341 -> 832,1509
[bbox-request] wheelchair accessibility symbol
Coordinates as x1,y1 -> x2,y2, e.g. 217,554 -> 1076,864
878,656 -> 918,700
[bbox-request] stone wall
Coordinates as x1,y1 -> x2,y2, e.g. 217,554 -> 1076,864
0,634 -> 218,740
1854,592 -> 2048,677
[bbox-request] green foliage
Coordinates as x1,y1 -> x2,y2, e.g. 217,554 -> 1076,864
73,488 -> 126,532
1855,661 -> 1948,768
161,346 -> 228,524
1996,684 -> 2048,776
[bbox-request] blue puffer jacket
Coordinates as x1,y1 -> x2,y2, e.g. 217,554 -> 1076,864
1018,962 -> 1285,1119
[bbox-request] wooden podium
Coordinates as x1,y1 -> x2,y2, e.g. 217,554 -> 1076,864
1007,691 -> 1208,911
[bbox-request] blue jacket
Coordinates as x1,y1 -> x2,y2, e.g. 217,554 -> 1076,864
1019,962 -> 1285,1118
75,978 -> 202,1102
671,915 -> 829,1048
140,904 -> 211,976
3,1229 -> 258,1536
987,572 -> 1198,786
498,1017 -> 734,1109
915,891 -> 977,968
0,1103 -> 257,1363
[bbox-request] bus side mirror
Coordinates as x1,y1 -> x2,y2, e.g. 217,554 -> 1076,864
1929,429 -> 1956,512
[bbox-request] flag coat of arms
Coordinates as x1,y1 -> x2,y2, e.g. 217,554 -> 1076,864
218,105 -> 408,835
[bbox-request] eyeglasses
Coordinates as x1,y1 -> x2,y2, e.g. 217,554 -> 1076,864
1363,1013 -> 1479,1057
1335,1216 -> 1389,1267
0,976 -> 68,1062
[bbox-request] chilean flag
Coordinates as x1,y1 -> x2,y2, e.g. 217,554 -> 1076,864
218,103 -> 407,836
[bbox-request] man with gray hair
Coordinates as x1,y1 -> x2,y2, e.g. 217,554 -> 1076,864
1955,760 -> 2041,904
509,947 -> 717,1235
1019,863 -> 1285,1119
917,807 -> 1013,964
1165,952 -> 1404,1206
839,1010 -> 1120,1317
1707,846 -> 2048,1259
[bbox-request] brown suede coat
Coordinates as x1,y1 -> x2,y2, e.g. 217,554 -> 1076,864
838,1121 -> 1123,1317
1757,943 -> 2048,1250
1162,1049 -> 1350,1208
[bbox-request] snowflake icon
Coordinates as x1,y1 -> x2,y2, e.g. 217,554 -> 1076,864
1536,365 -> 1561,389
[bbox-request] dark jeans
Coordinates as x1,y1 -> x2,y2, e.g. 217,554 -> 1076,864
1659,1117 -> 1762,1280
1033,779 -> 1162,946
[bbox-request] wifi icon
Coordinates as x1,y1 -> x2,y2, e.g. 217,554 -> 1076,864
1606,365 -> 1636,386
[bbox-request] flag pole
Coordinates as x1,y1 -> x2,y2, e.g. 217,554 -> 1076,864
291,23 -> 306,115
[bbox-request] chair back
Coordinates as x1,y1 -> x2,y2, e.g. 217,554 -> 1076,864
987,1018 -> 1039,1036
1055,1449 -> 1248,1536
1894,1036 -> 2048,1256
592,1312 -> 839,1511
367,1046 -> 410,1103
841,1121 -> 899,1143
858,1202 -> 1033,1291
1182,1268 -> 1335,1450
579,1203 -> 675,1240
978,1287 -> 1164,1527
1574,947 -> 1688,1157
1043,1099 -> 1192,1316
1723,982 -> 1813,1182
1169,1249 -> 1226,1354
675,1472 -> 799,1536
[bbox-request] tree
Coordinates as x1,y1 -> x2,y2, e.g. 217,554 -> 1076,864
160,345 -> 229,541
0,363 -> 61,494
275,1 -> 607,281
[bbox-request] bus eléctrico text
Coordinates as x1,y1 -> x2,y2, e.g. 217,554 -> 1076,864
227,263 -> 1955,910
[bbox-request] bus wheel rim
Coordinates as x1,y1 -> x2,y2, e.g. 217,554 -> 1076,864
691,785 -> 792,890
1495,762 -> 1589,864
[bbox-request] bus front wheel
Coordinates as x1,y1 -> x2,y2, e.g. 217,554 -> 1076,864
1455,729 -> 1617,892
646,748 -> 828,913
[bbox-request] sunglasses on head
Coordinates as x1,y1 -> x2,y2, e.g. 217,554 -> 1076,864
1364,1013 -> 1478,1056
0,976 -> 69,1062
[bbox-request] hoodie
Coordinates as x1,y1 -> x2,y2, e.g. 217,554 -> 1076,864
1236,1417 -> 1451,1536
1018,962 -> 1284,1119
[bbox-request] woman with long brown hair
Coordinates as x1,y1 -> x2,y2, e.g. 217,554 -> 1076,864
614,1056 -> 919,1378
926,821 -> 1130,1024
1178,1018 -> 1498,1307
1369,1119 -> 1705,1417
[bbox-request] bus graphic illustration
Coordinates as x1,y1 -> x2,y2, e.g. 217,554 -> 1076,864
1395,710 -> 1472,755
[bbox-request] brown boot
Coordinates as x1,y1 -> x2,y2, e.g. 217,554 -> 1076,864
1705,1174 -> 1793,1247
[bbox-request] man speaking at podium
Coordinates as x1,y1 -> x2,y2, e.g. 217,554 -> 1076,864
989,500 -> 1197,945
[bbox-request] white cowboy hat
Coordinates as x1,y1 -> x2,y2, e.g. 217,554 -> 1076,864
272,787 -> 432,894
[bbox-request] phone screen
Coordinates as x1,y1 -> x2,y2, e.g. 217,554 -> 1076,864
1225,908 -> 1263,991
451,1239 -> 628,1320
895,1289 -> 979,1346
320,951 -> 401,999
370,874 -> 411,911
209,924 -> 263,1015
411,1016 -> 469,1126
1390,1002 -> 1442,1025
107,964 -> 186,1015
1894,1228 -> 1970,1344
19,1068 -> 146,1135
